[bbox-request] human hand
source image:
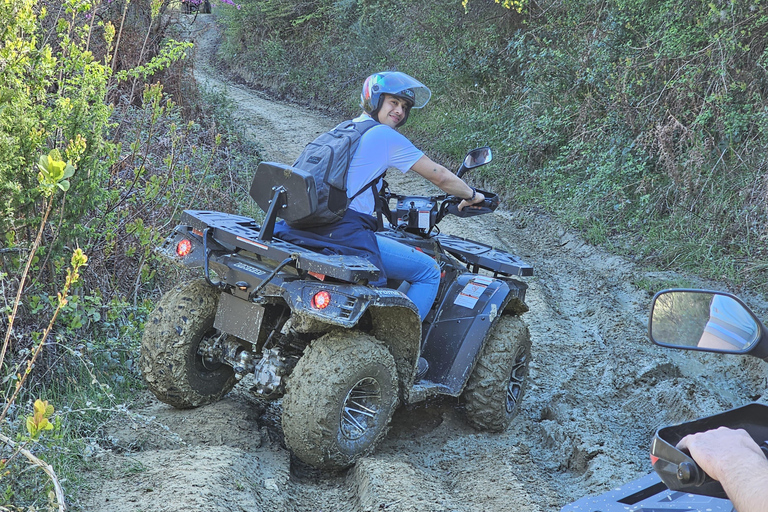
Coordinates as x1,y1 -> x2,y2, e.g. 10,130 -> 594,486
458,190 -> 485,211
676,427 -> 764,482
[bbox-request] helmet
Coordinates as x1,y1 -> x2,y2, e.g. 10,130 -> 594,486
360,71 -> 431,127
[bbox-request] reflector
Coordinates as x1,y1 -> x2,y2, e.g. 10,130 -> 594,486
311,290 -> 331,309
176,239 -> 193,257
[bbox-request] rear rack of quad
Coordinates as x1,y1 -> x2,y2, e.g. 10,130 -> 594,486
160,209 -> 533,287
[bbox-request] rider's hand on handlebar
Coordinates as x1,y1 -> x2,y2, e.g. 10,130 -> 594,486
676,427 -> 766,483
458,190 -> 485,211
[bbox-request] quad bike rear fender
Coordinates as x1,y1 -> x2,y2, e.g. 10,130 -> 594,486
203,257 -> 424,400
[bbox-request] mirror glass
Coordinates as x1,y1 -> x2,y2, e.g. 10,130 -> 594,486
463,147 -> 493,169
650,291 -> 760,352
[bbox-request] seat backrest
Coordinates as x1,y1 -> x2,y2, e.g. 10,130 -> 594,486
249,162 -> 318,223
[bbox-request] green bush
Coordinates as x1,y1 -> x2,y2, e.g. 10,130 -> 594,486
0,0 -> 114,250
215,0 -> 768,288
0,1 -> 260,507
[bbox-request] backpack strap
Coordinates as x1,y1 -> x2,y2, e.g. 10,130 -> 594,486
346,118 -> 386,200
375,178 -> 393,230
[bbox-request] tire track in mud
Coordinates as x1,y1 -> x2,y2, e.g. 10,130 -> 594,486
80,10 -> 767,512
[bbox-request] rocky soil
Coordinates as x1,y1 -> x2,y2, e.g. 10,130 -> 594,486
79,9 -> 768,512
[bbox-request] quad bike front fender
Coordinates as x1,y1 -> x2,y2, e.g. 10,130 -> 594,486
420,274 -> 528,395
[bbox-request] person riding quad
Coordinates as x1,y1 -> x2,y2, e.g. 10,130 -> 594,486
698,294 -> 759,351
274,71 -> 486,325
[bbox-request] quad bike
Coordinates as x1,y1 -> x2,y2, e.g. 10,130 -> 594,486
140,147 -> 534,470
181,0 -> 211,14
561,289 -> 768,511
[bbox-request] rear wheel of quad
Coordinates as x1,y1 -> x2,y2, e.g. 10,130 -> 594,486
462,314 -> 531,432
282,332 -> 398,470
140,279 -> 236,409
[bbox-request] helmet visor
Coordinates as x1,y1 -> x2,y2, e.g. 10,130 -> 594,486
374,71 -> 431,109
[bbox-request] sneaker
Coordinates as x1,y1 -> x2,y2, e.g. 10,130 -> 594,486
415,357 -> 429,381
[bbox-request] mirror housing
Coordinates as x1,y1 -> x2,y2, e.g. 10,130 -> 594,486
456,147 -> 492,178
648,289 -> 768,360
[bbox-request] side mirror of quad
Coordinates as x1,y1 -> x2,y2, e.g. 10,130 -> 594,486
457,147 -> 492,178
648,289 -> 768,360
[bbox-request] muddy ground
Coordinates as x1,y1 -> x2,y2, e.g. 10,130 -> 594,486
79,10 -> 768,512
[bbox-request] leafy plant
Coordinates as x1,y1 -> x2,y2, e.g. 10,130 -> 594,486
215,0 -> 768,289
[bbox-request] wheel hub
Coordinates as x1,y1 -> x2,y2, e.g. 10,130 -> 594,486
341,377 -> 382,440
505,349 -> 528,413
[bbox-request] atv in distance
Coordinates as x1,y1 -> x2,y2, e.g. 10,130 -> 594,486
141,147 -> 534,470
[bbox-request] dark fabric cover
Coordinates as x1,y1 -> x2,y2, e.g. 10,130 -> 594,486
273,208 -> 387,287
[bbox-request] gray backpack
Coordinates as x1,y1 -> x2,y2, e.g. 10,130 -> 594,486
286,118 -> 380,229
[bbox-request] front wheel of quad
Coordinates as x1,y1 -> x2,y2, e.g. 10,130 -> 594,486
462,314 -> 532,432
282,332 -> 398,470
140,279 -> 237,409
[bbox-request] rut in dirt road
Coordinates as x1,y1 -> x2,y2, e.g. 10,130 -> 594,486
79,10 -> 767,512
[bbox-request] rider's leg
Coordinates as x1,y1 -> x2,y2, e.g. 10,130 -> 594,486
376,236 -> 440,321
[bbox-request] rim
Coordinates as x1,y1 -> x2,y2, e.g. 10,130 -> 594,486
505,348 -> 529,414
341,377 -> 382,441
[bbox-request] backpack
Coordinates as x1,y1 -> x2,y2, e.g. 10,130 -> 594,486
286,118 -> 380,229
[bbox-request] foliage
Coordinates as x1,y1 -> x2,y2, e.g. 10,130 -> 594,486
216,0 -> 768,290
0,0 -> 114,268
463,0 -> 526,13
114,39 -> 194,81
26,400 -> 55,441
0,0 -> 259,508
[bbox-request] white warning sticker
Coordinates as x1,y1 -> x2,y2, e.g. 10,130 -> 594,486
453,276 -> 495,308
419,210 -> 430,229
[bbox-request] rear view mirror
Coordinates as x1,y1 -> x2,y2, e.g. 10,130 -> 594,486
649,290 -> 760,353
463,147 -> 492,169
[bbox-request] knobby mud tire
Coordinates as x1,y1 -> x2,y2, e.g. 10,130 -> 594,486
282,332 -> 398,470
462,314 -> 532,432
140,279 -> 237,409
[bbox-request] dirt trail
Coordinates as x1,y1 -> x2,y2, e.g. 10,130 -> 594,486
80,10 -> 768,512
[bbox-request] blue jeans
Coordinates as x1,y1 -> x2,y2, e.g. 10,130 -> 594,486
376,235 -> 440,321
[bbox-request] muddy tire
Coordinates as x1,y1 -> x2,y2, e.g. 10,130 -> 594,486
462,314 -> 531,432
282,332 -> 398,470
140,279 -> 236,409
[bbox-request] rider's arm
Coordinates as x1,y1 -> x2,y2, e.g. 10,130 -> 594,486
677,427 -> 768,512
410,155 -> 485,210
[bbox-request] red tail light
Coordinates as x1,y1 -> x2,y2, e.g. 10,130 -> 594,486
176,239 -> 193,257
311,290 -> 332,309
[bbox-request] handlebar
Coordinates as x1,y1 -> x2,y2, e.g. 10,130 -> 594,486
651,402 -> 768,499
441,191 -> 500,218
380,185 -> 500,234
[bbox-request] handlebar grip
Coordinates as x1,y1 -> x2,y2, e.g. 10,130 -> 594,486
443,190 -> 500,218
677,461 -> 706,486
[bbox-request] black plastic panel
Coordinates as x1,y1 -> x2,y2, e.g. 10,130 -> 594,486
420,274 -> 512,394
435,234 -> 533,277
180,210 -> 380,283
